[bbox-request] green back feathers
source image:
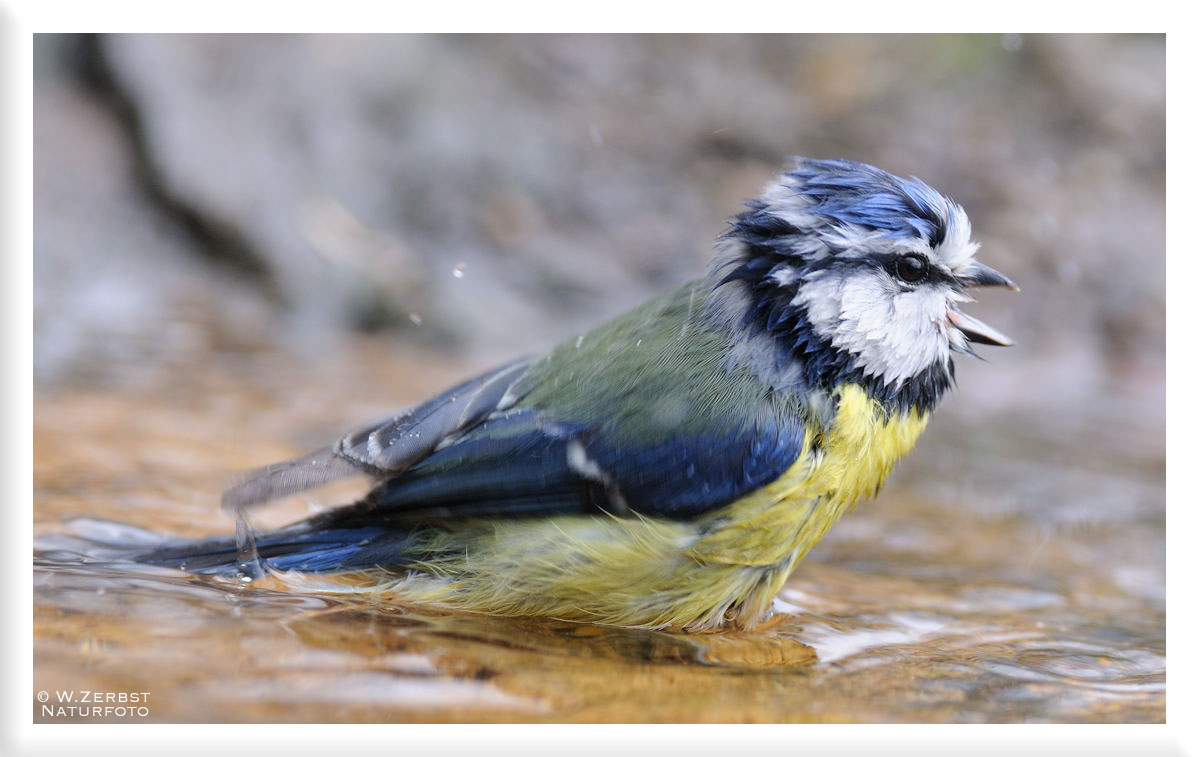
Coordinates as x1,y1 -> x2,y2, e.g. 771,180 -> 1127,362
520,281 -> 807,442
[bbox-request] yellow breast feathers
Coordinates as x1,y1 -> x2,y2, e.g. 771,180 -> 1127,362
687,383 -> 930,573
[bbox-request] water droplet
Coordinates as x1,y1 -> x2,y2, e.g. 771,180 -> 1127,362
232,506 -> 264,582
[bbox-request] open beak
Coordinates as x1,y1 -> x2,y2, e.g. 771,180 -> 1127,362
949,261 -> 1017,347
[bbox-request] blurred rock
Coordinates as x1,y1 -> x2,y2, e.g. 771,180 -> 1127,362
33,38 -> 276,388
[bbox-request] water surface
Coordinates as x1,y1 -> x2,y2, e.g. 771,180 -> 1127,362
33,340 -> 1165,723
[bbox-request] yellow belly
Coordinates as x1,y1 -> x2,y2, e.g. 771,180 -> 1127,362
319,384 -> 930,631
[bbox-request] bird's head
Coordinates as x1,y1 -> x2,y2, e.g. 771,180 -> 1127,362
709,157 -> 1017,412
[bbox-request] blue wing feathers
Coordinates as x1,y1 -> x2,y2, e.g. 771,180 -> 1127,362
584,416 -> 804,517
367,408 -> 807,520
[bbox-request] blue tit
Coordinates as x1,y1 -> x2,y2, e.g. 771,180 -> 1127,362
135,157 -> 1017,632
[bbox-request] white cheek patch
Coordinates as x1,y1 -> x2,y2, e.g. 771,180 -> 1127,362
796,269 -> 952,386
875,288 -> 952,385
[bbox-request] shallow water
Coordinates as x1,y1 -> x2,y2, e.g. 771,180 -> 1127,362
32,340 -> 1165,723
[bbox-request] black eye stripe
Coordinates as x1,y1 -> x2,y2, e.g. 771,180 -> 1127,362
852,252 -> 956,287
789,252 -> 956,287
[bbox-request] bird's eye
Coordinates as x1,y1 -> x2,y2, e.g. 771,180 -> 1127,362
894,254 -> 929,284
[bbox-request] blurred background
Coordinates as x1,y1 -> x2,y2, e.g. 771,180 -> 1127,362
32,34 -> 1166,723
34,34 -> 1163,394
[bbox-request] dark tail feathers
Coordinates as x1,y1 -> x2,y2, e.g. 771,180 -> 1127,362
37,518 -> 418,578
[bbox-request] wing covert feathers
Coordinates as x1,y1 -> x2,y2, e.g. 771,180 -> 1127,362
220,357 -> 532,509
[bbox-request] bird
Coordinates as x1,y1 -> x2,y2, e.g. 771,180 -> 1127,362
132,157 -> 1017,632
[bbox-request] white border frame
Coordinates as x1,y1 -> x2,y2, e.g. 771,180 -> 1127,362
8,7 -> 1187,755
